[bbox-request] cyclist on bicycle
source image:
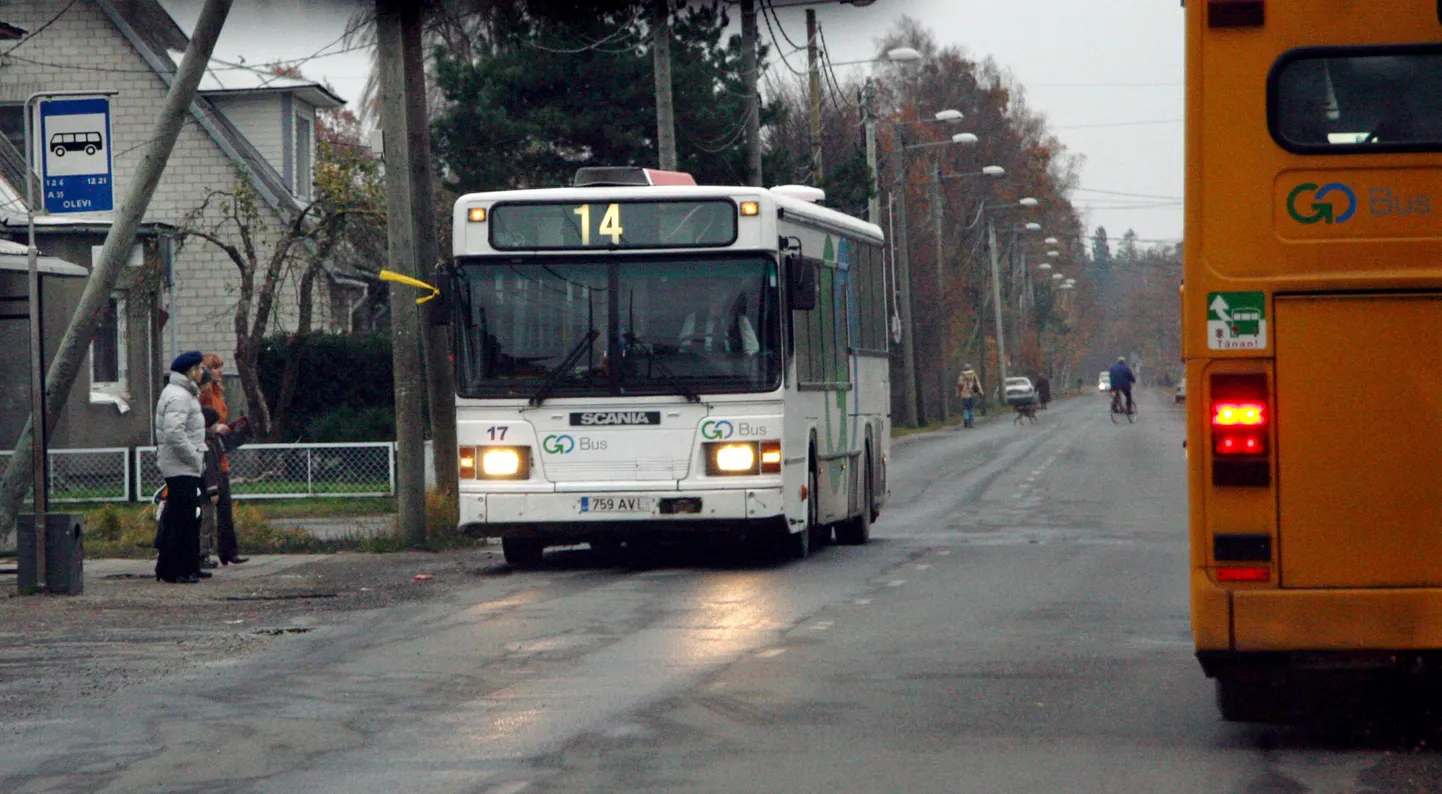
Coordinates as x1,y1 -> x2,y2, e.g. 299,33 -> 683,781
1108,356 -> 1136,414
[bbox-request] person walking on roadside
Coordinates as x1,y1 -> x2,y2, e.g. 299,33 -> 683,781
956,364 -> 984,429
200,353 -> 247,565
1036,374 -> 1052,409
155,351 -> 207,584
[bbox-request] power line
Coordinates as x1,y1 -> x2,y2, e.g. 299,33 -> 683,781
1073,186 -> 1182,200
1053,119 -> 1183,130
759,1 -> 809,77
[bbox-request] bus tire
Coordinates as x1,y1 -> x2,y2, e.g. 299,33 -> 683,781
835,449 -> 872,545
502,537 -> 544,568
1215,676 -> 1289,723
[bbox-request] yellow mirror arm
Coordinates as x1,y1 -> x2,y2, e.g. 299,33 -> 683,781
379,269 -> 440,304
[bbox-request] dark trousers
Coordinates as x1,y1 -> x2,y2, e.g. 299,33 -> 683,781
216,471 -> 239,561
157,475 -> 202,580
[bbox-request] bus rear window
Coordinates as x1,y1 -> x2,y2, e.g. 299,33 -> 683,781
1270,45 -> 1442,153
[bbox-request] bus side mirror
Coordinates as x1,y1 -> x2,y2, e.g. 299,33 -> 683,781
787,252 -> 817,311
429,266 -> 454,326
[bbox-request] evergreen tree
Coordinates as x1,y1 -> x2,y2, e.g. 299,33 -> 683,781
431,2 -> 766,190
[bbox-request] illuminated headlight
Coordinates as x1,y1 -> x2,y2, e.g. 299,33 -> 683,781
704,441 -> 782,476
476,446 -> 530,480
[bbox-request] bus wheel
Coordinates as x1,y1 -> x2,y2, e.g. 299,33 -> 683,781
502,537 -> 544,568
1215,676 -> 1289,723
835,451 -> 872,545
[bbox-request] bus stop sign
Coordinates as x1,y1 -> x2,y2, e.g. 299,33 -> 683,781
36,96 -> 114,214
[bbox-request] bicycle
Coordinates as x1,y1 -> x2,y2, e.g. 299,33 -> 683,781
1110,389 -> 1136,424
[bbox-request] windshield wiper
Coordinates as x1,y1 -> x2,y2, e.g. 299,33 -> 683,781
622,333 -> 701,403
528,329 -> 600,407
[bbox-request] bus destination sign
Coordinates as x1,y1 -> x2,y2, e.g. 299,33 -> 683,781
490,200 -> 738,250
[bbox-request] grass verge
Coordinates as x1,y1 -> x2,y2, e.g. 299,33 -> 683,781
79,490 -> 477,558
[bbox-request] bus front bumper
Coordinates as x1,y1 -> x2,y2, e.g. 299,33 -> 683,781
459,487 -> 785,533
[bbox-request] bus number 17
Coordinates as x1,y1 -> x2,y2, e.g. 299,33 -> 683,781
486,426 -> 508,440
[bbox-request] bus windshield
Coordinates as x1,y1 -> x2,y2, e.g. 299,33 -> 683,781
455,255 -> 782,399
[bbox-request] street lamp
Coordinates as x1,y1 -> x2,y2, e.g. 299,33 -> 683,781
887,113 -> 972,427
1044,237 -> 1059,246
1038,262 -> 1053,271
1047,250 -> 1060,257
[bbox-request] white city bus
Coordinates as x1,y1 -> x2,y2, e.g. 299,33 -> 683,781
442,167 -> 890,566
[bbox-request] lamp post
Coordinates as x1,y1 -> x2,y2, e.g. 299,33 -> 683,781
889,115 -> 966,426
982,198 -> 1039,385
928,162 -> 1001,419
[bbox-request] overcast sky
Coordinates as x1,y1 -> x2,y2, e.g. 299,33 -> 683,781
160,0 -> 1185,245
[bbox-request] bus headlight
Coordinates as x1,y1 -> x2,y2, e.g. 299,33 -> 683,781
480,446 -> 530,479
703,441 -> 778,476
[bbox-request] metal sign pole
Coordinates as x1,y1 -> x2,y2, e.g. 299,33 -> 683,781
22,90 -> 118,592
24,95 -> 47,591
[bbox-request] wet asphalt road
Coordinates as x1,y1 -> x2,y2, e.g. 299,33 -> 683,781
5,390 -> 1441,793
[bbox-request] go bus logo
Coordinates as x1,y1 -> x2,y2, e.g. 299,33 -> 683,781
1286,181 -> 1431,225
1286,182 -> 1356,224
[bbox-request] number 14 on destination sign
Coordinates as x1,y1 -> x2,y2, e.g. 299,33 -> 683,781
573,203 -> 625,245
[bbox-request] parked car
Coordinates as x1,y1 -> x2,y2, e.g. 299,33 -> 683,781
1175,379 -> 1187,403
1004,376 -> 1037,405
1098,372 -> 1112,393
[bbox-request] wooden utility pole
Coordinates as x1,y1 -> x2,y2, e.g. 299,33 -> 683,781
740,0 -> 762,187
931,156 -> 949,419
652,0 -> 677,170
863,81 -> 878,223
376,0 -> 427,547
892,138 -> 919,428
0,0 -> 233,567
400,4 -> 459,504
807,9 -> 822,185
988,216 -> 1009,385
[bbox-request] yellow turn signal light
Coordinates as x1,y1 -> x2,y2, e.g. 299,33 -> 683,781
468,207 -> 488,223
739,201 -> 760,216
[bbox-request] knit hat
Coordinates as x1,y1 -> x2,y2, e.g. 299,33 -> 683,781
170,350 -> 204,373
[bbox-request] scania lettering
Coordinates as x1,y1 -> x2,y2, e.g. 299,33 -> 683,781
440,167 -> 891,566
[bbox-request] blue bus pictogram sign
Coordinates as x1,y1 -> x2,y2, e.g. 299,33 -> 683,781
37,97 -> 114,214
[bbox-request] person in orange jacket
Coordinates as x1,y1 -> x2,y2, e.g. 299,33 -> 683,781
200,353 -> 247,565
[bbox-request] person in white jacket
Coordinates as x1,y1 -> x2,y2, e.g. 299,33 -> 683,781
154,351 -> 208,584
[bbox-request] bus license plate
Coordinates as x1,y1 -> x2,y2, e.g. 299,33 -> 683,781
580,496 -> 653,513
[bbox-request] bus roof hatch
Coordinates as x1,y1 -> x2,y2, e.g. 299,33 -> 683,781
573,167 -> 698,187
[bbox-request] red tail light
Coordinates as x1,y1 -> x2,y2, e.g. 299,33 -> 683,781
1216,566 -> 1271,583
1212,402 -> 1266,427
1210,374 -> 1270,486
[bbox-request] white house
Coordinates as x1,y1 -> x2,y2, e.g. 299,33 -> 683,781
0,0 -> 369,452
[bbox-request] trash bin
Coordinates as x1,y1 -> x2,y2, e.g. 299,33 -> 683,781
17,513 -> 85,594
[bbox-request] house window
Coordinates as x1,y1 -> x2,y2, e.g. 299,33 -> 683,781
91,294 -> 127,389
294,111 -> 314,201
0,104 -> 27,158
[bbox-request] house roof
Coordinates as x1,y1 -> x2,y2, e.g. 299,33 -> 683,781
94,0 -> 345,218
180,54 -> 346,109
0,249 -> 89,278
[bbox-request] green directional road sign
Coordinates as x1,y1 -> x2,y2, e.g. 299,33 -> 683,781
1206,291 -> 1267,351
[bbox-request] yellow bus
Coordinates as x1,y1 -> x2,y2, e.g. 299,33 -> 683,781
1184,0 -> 1442,721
